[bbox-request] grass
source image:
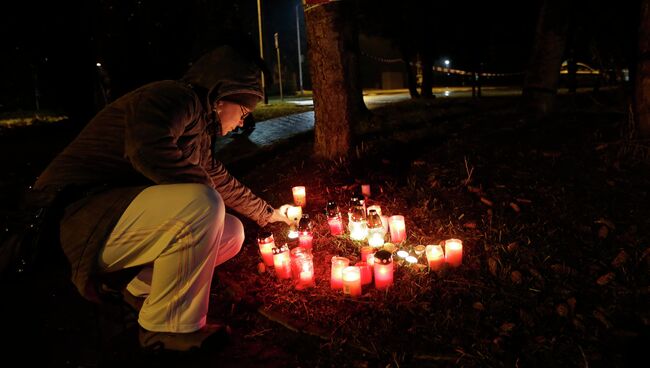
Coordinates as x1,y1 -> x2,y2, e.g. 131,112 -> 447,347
213,90 -> 649,367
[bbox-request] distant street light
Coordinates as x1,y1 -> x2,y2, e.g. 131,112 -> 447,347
444,59 -> 450,67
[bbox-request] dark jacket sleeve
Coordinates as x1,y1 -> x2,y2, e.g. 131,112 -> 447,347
206,160 -> 274,227
124,85 -> 214,187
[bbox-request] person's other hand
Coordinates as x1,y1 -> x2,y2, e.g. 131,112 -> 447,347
268,204 -> 293,225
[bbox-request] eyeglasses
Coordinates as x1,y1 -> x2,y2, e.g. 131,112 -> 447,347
240,105 -> 251,121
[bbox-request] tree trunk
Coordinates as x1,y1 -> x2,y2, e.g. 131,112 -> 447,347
635,0 -> 650,138
521,0 -> 570,117
304,0 -> 367,160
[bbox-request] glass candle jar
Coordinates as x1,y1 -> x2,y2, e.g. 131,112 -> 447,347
373,250 -> 394,290
330,256 -> 350,289
257,231 -> 276,267
272,243 -> 292,279
290,246 -> 314,288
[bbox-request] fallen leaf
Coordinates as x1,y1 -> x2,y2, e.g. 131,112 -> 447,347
516,198 -> 532,204
556,304 -> 569,317
567,297 -> 577,313
509,202 -> 521,212
597,225 -> 609,239
596,272 -> 615,286
542,150 -> 562,158
499,322 -> 516,335
412,160 -> 425,166
480,197 -> 494,206
594,218 -> 616,229
257,262 -> 266,274
506,242 -> 519,252
463,221 -> 477,229
593,309 -> 612,329
488,257 -> 498,277
551,264 -> 576,276
473,302 -> 484,311
511,270 -> 523,284
611,250 -> 629,268
467,185 -> 482,194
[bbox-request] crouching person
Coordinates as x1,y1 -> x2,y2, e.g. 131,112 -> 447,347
32,45 -> 291,351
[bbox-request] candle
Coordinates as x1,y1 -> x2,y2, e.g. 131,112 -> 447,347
330,256 -> 350,289
381,215 -> 389,235
326,201 -> 345,236
414,244 -> 426,258
444,238 -> 463,267
348,220 -> 368,241
361,184 -> 371,198
373,250 -> 394,290
360,246 -> 375,263
356,261 -> 372,285
396,250 -> 409,259
342,266 -> 362,297
367,205 -> 381,216
367,209 -> 385,247
292,186 -> 306,207
298,214 -> 313,249
291,247 -> 314,288
272,243 -> 292,279
389,215 -> 406,243
327,216 -> 345,236
425,244 -> 444,270
405,255 -> 418,264
256,231 -> 276,267
298,231 -> 313,249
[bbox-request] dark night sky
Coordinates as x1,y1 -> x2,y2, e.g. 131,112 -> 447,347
0,0 -> 641,118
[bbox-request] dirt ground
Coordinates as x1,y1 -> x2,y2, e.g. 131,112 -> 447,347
1,90 -> 649,367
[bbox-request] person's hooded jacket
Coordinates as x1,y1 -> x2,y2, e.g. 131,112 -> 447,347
34,46 -> 272,302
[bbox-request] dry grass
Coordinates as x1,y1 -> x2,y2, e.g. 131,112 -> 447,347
213,92 -> 650,367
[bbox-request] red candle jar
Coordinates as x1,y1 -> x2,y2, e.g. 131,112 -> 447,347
292,186 -> 306,207
342,266 -> 362,297
444,238 -> 463,267
356,261 -> 372,285
330,256 -> 350,289
360,246 -> 375,263
326,201 -> 345,236
373,250 -> 394,290
425,244 -> 444,271
272,243 -> 292,279
298,214 -> 313,249
257,231 -> 275,267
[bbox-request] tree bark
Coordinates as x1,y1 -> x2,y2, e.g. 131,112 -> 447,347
304,0 -> 367,160
521,0 -> 570,117
635,0 -> 650,138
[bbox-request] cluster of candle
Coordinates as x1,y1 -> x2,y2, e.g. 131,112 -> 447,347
329,249 -> 393,297
255,185 -> 465,294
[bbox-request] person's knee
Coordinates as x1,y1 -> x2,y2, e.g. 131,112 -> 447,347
183,184 -> 224,222
230,216 -> 245,252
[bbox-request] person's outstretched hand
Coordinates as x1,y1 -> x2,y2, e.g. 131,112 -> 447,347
268,204 -> 293,225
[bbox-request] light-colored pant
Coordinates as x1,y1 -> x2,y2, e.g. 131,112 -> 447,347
97,184 -> 244,333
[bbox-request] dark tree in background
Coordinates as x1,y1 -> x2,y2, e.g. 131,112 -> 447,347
636,0 -> 650,138
0,0 -> 260,123
521,0 -> 570,117
304,0 -> 367,160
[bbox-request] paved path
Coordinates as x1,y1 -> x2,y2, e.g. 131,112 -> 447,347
215,111 -> 315,164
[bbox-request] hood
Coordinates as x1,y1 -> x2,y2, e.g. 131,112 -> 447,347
181,45 -> 264,111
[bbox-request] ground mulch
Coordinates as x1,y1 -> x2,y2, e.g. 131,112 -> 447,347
2,91 -> 648,367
